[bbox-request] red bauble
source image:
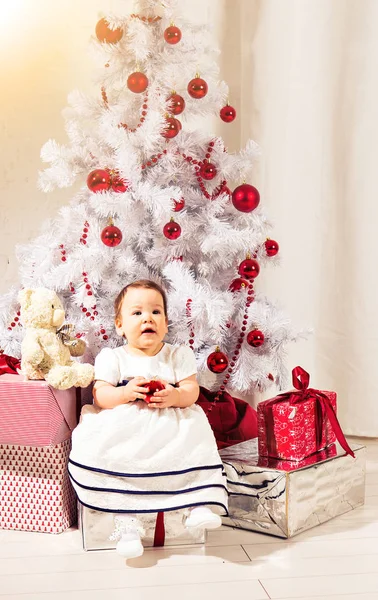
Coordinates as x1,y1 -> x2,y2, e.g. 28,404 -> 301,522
232,184 -> 260,213
265,239 -> 279,257
187,77 -> 208,99
164,25 -> 182,44
144,380 -> 165,403
199,162 -> 217,180
161,117 -> 181,138
247,329 -> 265,348
111,177 -> 128,193
238,258 -> 260,279
127,71 -> 148,93
101,225 -> 123,247
163,220 -> 181,240
167,93 -> 185,115
220,105 -> 236,123
173,198 -> 185,212
229,278 -> 249,292
87,169 -> 111,193
95,18 -> 123,44
207,350 -> 229,374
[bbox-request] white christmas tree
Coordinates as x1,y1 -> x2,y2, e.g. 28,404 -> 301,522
0,0 -> 300,397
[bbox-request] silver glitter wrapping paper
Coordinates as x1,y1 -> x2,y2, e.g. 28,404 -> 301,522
79,505 -> 206,551
220,439 -> 366,538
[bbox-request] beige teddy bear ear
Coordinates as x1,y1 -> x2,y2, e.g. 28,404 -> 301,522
18,289 -> 34,310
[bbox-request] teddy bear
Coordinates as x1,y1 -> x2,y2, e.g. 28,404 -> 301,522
19,287 -> 94,390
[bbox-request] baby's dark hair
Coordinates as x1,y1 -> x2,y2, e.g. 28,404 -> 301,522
114,279 -> 168,321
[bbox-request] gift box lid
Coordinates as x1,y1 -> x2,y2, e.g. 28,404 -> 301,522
0,374 -> 78,446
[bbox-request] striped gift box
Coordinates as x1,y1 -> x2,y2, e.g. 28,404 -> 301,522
0,375 -> 78,533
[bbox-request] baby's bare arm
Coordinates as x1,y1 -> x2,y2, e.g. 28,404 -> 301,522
93,378 -> 150,409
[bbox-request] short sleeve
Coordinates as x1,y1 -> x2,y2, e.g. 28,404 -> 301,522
172,345 -> 197,382
94,348 -> 120,386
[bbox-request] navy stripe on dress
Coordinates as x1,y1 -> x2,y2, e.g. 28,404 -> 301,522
68,457 -> 224,478
78,498 -> 229,515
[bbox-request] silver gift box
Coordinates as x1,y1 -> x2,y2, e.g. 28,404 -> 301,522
220,439 -> 366,538
79,504 -> 206,551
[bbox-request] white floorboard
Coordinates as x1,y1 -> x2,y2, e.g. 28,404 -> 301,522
1,436 -> 377,600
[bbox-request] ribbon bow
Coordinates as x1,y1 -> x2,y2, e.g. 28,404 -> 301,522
56,324 -> 76,346
271,366 -> 355,458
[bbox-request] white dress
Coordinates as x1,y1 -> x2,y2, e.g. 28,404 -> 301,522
69,343 -> 228,518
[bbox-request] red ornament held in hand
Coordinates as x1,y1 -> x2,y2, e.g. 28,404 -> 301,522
164,25 -> 182,44
232,184 -> 260,213
229,278 -> 249,293
238,257 -> 260,279
167,93 -> 185,115
101,225 -> 123,247
173,198 -> 185,212
207,349 -> 229,374
199,162 -> 217,180
163,219 -> 181,240
144,380 -> 165,403
188,77 -> 208,99
220,104 -> 236,123
127,71 -> 148,93
265,239 -> 279,257
247,329 -> 265,347
95,18 -> 123,44
161,117 -> 181,138
87,169 -> 111,193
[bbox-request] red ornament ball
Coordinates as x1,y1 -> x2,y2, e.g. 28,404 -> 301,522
167,93 -> 185,115
144,380 -> 165,403
199,162 -> 217,180
265,239 -> 279,257
173,198 -> 185,212
187,77 -> 208,99
232,184 -> 260,213
163,220 -> 181,240
229,278 -> 249,292
164,25 -> 182,44
161,117 -> 181,138
95,18 -> 123,44
238,258 -> 260,279
127,71 -> 148,94
207,350 -> 229,374
101,225 -> 123,247
87,169 -> 111,193
220,105 -> 236,123
111,176 -> 128,193
247,329 -> 265,347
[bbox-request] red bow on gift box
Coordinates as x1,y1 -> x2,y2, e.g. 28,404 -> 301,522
267,366 -> 354,458
0,353 -> 21,376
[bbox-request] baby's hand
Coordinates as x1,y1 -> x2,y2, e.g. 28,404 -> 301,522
147,380 -> 180,409
123,377 -> 150,403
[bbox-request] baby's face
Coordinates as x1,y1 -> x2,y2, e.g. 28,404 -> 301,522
115,287 -> 168,351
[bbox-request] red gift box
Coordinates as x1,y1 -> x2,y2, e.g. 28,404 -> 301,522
0,374 -> 78,533
257,442 -> 338,471
258,366 -> 354,461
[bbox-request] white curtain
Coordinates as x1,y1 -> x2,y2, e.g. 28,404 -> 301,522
236,0 -> 378,436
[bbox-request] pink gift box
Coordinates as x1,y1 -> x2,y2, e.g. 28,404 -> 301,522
0,375 -> 78,533
258,366 -> 354,462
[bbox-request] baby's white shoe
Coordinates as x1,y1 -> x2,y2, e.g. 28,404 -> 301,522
185,506 -> 222,530
116,531 -> 144,559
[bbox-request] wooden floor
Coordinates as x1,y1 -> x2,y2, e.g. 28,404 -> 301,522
1,437 -> 377,600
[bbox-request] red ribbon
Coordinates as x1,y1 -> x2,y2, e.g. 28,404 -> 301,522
264,366 -> 355,458
0,354 -> 21,376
